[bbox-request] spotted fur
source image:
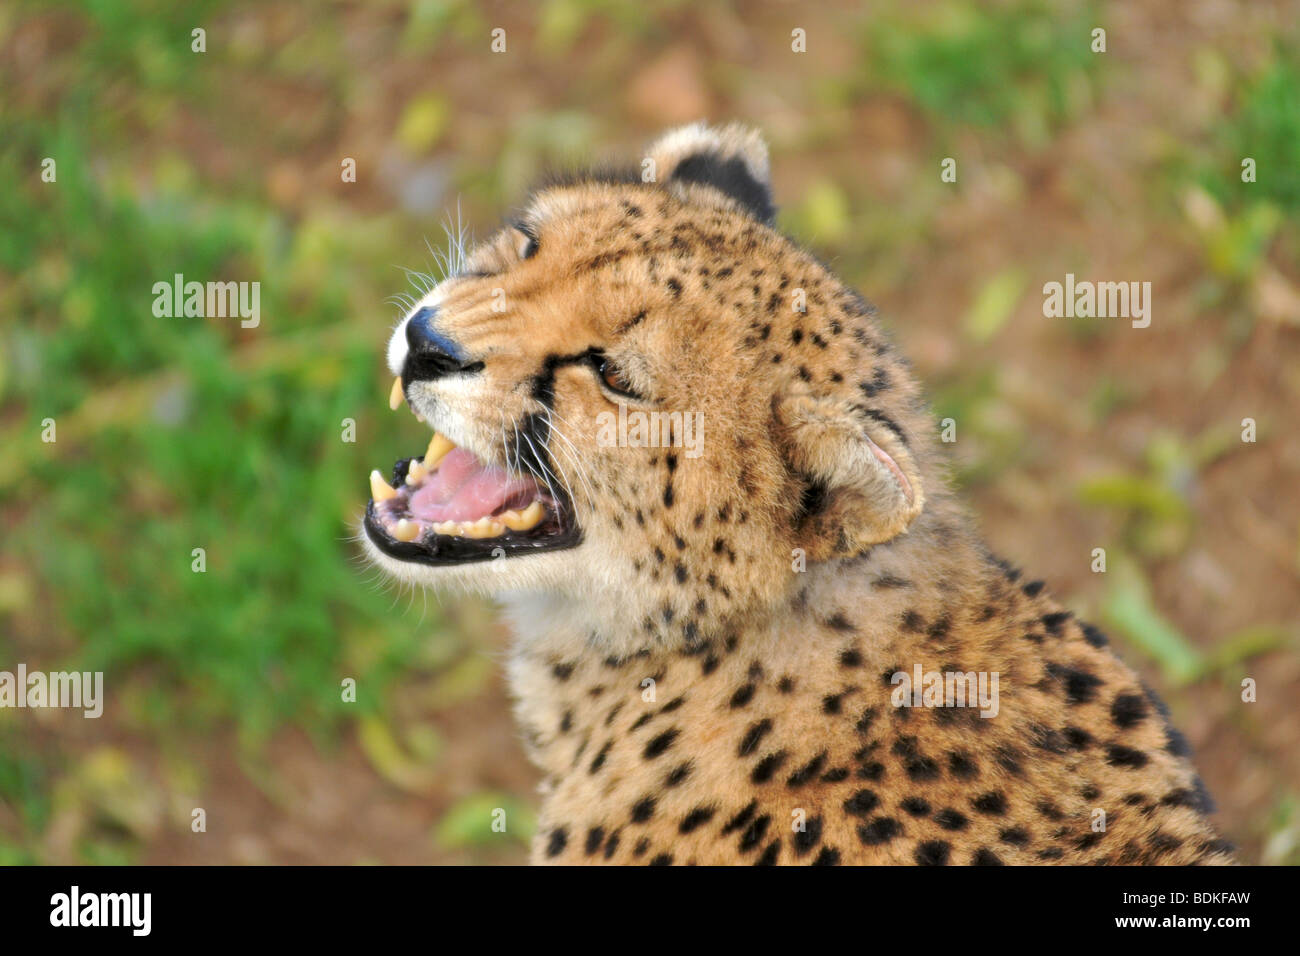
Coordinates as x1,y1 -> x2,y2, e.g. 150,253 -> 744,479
365,123 -> 1234,865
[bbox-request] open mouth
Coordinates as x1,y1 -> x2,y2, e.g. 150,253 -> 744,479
363,379 -> 581,565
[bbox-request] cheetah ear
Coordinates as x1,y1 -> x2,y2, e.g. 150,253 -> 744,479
775,392 -> 926,561
646,122 -> 774,223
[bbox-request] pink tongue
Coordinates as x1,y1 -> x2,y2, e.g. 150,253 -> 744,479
408,448 -> 541,522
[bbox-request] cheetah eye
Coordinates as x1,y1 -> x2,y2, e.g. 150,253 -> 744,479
512,221 -> 538,260
591,353 -> 640,399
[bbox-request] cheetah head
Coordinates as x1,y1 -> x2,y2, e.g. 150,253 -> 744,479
362,123 -> 931,647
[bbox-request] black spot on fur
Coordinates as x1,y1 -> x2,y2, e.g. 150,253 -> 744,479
1000,827 -> 1031,847
550,661 -> 575,681
935,808 -> 969,831
1040,611 -> 1072,635
546,827 -> 567,857
665,761 -> 693,787
722,800 -> 757,834
679,806 -> 716,833
751,751 -> 788,784
755,840 -> 781,865
1106,744 -> 1150,769
793,816 -> 823,856
589,740 -> 612,773
1081,622 -> 1109,648
1110,693 -> 1148,729
643,728 -> 680,759
787,752 -> 828,788
901,796 -> 930,817
914,840 -> 950,865
630,796 -> 657,823
854,708 -> 877,735
843,790 -> 880,816
857,817 -> 902,845
1064,726 -> 1094,750
1036,800 -> 1064,821
812,846 -> 840,865
973,792 -> 1007,815
1049,663 -> 1103,704
738,814 -> 771,852
738,719 -> 773,757
947,751 -> 979,779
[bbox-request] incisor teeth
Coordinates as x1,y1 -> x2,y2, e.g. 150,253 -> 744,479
405,460 -> 428,486
463,517 -> 506,538
424,432 -> 455,470
428,517 -> 509,538
500,500 -> 546,531
392,518 -> 421,542
388,377 -> 404,410
370,470 -> 398,502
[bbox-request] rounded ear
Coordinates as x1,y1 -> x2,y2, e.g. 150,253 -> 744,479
646,122 -> 774,223
774,391 -> 925,561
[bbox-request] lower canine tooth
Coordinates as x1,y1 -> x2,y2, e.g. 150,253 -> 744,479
500,500 -> 546,531
424,432 -> 456,469
369,470 -> 398,501
393,518 -> 420,542
405,460 -> 428,486
388,377 -> 404,411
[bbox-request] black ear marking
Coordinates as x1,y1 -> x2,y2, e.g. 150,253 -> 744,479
672,152 -> 775,223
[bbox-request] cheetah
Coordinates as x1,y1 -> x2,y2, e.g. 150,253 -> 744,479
362,123 -> 1234,865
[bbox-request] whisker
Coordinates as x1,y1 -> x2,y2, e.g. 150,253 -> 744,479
541,410 -> 595,507
542,406 -> 599,493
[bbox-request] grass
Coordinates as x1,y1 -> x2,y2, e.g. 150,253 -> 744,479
859,0 -> 1101,148
0,13 -> 451,748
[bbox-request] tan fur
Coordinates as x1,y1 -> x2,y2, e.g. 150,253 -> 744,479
366,124 -> 1234,865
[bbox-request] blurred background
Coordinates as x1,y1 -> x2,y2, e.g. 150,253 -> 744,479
1,0 -> 1297,865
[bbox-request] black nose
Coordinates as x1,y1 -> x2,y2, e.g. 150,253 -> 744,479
403,306 -> 481,381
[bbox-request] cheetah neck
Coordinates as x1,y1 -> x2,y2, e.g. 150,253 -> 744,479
499,499 -> 989,781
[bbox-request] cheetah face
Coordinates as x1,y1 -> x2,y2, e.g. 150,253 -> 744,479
362,123 -> 927,642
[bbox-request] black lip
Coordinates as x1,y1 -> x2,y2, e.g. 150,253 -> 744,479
363,454 -> 582,566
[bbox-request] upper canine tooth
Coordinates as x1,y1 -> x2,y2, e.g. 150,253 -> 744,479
370,469 -> 399,501
424,432 -> 456,469
406,460 -> 429,486
500,500 -> 545,531
388,377 -> 404,410
393,518 -> 420,542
